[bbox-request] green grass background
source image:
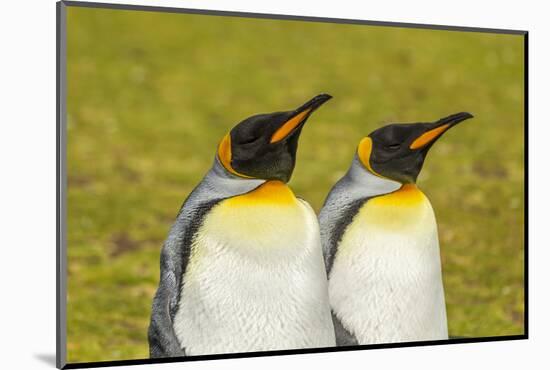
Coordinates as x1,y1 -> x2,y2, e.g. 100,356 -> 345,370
66,6 -> 525,363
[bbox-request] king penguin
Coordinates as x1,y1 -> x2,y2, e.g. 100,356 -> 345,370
149,94 -> 336,358
319,112 -> 474,345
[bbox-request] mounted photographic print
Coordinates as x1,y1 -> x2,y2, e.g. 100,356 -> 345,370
56,1 -> 527,368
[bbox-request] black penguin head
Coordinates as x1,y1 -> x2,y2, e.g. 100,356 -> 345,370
357,112 -> 474,184
217,94 -> 332,182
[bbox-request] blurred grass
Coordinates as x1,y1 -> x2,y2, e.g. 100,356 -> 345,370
66,7 -> 525,363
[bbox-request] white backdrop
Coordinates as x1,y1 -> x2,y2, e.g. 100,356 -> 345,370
0,0 -> 545,369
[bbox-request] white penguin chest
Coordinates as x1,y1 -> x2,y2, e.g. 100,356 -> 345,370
329,185 -> 448,344
173,181 -> 335,355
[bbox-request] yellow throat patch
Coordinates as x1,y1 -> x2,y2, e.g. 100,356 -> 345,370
369,184 -> 426,207
360,184 -> 432,231
192,180 -> 307,255
224,180 -> 298,207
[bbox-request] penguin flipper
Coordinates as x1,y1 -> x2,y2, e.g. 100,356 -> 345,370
149,197 -> 221,358
148,233 -> 188,358
321,197 -> 369,274
331,311 -> 359,346
149,300 -> 186,358
148,159 -> 265,358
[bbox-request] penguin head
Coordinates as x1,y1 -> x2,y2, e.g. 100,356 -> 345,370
217,94 -> 332,183
357,112 -> 474,184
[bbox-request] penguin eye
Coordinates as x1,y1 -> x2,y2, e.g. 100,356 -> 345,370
238,136 -> 260,145
385,143 -> 401,150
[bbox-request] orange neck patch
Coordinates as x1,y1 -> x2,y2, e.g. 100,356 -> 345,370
357,137 -> 384,178
225,180 -> 297,207
217,133 -> 252,178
